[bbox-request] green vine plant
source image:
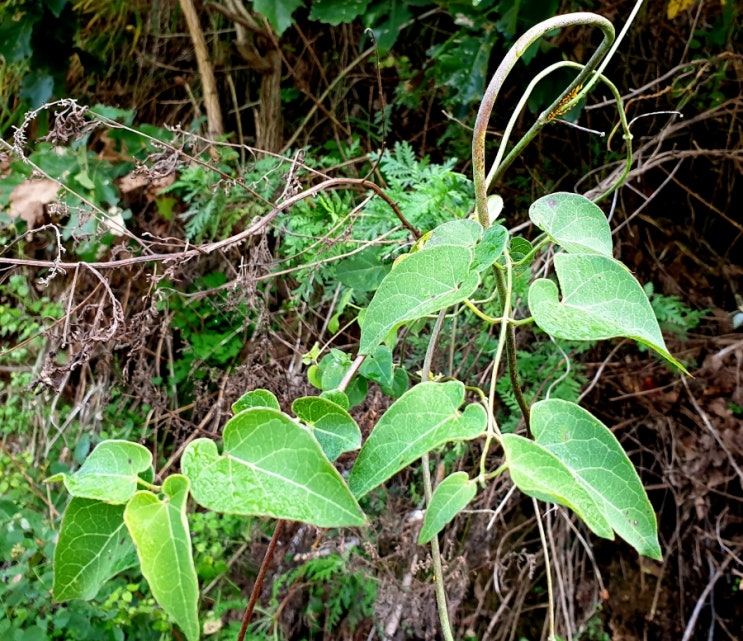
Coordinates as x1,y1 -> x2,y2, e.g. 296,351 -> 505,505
46,4 -> 687,641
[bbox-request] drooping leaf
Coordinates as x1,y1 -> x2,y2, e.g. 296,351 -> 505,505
359,245 -> 480,354
502,434 -> 613,539
349,381 -> 486,498
529,193 -> 613,256
309,0 -> 371,24
530,399 -> 661,559
334,246 -> 390,291
232,389 -> 280,414
46,440 -> 152,504
528,253 -> 687,372
380,366 -> 409,398
124,475 -> 199,641
53,498 -> 137,601
182,408 -> 365,527
253,0 -> 304,35
292,396 -> 361,462
359,344 -> 395,388
418,472 -> 477,544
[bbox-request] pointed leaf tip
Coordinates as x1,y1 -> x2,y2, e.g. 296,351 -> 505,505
124,475 -> 199,641
349,381 -> 486,498
529,253 -> 688,373
530,399 -> 662,559
418,472 -> 477,544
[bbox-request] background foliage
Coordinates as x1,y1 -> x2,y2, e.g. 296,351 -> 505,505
1,0 -> 741,639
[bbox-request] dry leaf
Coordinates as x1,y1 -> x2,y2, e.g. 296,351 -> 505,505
8,178 -> 60,227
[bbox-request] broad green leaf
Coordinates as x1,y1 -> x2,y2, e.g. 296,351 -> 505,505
370,1 -> 411,51
309,0 -> 372,25
359,344 -> 394,388
529,193 -> 613,256
359,245 -> 480,354
253,0 -> 304,35
380,366 -> 409,398
509,236 -> 534,269
529,253 -> 687,372
319,349 -> 353,390
46,440 -> 152,504
349,381 -> 486,498
502,434 -> 613,539
320,389 -> 349,410
530,399 -> 661,559
335,246 -> 389,291
425,219 -> 482,249
429,32 -> 496,116
53,498 -> 137,601
0,17 -> 35,62
345,376 -> 368,408
20,71 -> 55,108
232,389 -> 280,414
124,475 -> 198,641
473,224 -> 508,272
418,472 -> 477,544
292,396 -> 361,462
182,408 -> 365,527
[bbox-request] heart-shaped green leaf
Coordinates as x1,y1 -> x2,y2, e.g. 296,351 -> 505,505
124,475 -> 199,641
359,344 -> 395,388
334,246 -> 390,292
380,366 -> 409,398
530,399 -> 661,559
502,433 -> 613,539
425,219 -> 482,249
472,224 -> 508,272
182,408 -> 365,527
528,253 -> 687,372
349,381 -> 486,498
53,498 -> 137,601
359,245 -> 480,354
292,396 -> 361,462
418,472 -> 477,544
232,389 -> 280,414
46,440 -> 152,504
529,193 -> 612,256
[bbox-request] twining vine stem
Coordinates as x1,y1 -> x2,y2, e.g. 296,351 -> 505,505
420,309 -> 455,641
236,519 -> 286,641
471,12 -> 616,226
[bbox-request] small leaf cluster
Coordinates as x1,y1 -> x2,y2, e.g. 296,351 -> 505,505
0,451 -> 167,640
